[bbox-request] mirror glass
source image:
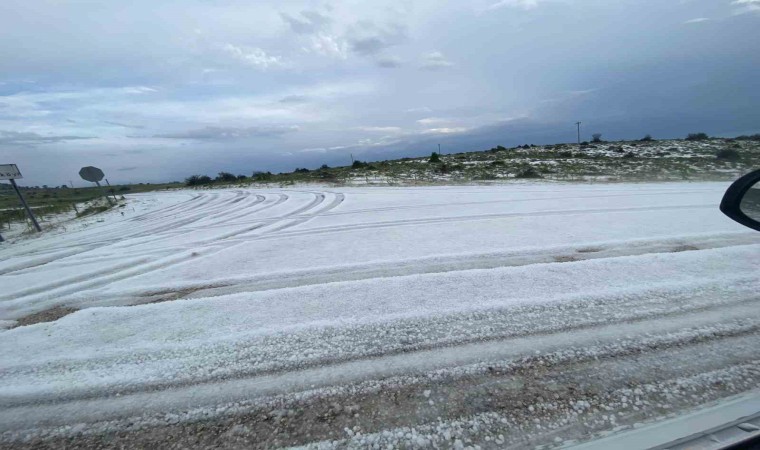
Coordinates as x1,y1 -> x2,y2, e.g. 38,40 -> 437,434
740,180 -> 760,222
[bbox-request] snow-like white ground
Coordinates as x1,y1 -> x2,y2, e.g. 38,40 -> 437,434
1,182 -> 759,448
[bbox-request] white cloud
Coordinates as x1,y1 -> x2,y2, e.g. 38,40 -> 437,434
222,44 -> 283,69
419,51 -> 453,70
684,17 -> 710,24
416,117 -> 451,125
487,0 -> 540,11
420,127 -> 468,134
732,0 -> 760,14
308,34 -> 349,59
357,126 -> 403,133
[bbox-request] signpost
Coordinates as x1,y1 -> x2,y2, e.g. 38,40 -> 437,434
0,164 -> 42,233
78,166 -> 114,205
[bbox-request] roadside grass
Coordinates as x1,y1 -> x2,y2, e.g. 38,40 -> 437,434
1,182 -> 177,233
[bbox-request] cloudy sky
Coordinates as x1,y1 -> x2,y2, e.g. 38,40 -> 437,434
1,0 -> 759,185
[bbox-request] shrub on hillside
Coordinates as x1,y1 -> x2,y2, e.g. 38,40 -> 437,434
640,134 -> 654,142
185,175 -> 212,186
435,163 -> 450,174
216,172 -> 237,182
735,134 -> 760,141
515,167 -> 543,179
716,148 -> 740,160
352,160 -> 368,169
592,133 -> 603,143
253,171 -> 273,181
685,132 -> 709,141
429,152 -> 441,163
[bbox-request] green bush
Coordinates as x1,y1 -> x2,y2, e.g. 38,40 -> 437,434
253,171 -> 273,181
216,172 -> 237,182
716,148 -> 740,160
515,167 -> 542,179
685,132 -> 709,141
185,175 -> 212,186
429,152 -> 440,163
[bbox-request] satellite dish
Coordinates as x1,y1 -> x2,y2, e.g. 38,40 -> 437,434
79,166 -> 105,183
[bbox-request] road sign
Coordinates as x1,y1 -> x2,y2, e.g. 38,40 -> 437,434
0,164 -> 22,180
0,164 -> 41,232
79,166 -> 105,183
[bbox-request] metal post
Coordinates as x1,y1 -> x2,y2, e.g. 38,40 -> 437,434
105,178 -> 118,202
438,143 -> 441,155
95,181 -> 115,205
576,122 -> 582,146
9,179 -> 41,232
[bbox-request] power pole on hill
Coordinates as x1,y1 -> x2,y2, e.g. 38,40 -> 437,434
438,143 -> 441,155
576,122 -> 582,146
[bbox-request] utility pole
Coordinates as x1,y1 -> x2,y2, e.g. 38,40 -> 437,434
438,143 -> 441,155
69,180 -> 74,188
576,122 -> 582,146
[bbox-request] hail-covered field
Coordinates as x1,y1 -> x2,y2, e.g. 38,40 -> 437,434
1,183 -> 759,449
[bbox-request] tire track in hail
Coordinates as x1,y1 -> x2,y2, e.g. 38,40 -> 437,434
0,192 -> 237,275
2,294 -> 757,409
3,192 -> 337,305
253,203 -> 715,242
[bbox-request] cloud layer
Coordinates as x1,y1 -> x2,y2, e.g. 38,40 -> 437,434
0,0 -> 758,185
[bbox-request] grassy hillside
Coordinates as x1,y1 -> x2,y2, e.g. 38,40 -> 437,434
221,136 -> 760,187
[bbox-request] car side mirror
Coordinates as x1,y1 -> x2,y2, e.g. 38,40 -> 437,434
720,169 -> 760,232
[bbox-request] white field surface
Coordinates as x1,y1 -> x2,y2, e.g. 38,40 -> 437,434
1,182 -> 760,448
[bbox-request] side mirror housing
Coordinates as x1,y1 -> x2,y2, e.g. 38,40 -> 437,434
720,169 -> 760,232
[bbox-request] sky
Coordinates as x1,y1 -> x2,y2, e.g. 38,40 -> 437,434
1,0 -> 759,186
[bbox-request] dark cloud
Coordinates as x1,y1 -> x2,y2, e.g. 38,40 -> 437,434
0,130 -> 93,145
376,56 -> 402,68
153,125 -> 299,140
280,9 -> 331,34
103,121 -> 145,129
117,166 -> 139,171
347,21 -> 407,56
279,95 -> 309,103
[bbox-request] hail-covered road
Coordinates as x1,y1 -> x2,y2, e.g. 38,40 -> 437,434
1,183 -> 759,449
